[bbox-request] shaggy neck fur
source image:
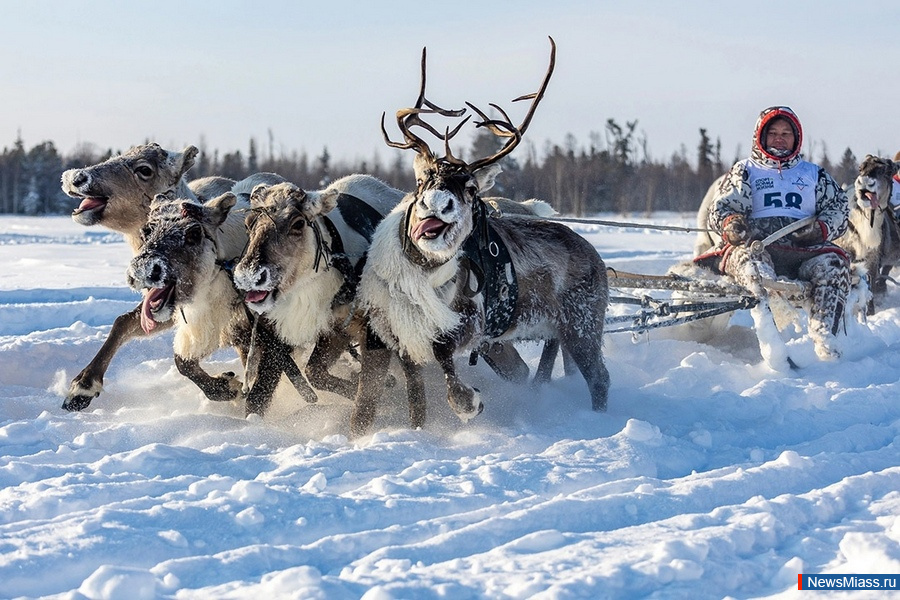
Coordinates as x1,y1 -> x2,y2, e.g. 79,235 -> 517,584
360,204 -> 463,364
268,266 -> 344,348
168,199 -> 252,359
173,268 -> 244,359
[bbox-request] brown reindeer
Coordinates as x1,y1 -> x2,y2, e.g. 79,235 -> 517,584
230,176 -> 410,409
125,192 -> 296,409
352,38 -> 610,436
59,143 -> 284,409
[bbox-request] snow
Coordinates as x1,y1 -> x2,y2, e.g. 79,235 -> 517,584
2,214 -> 900,599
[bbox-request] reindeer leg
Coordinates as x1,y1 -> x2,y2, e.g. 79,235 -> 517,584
63,303 -> 171,411
174,354 -> 242,402
433,336 -> 483,421
398,354 -> 426,429
560,330 -> 610,412
245,321 -> 317,414
306,331 -> 358,399
532,339 -> 560,385
561,347 -> 578,376
350,327 -> 392,437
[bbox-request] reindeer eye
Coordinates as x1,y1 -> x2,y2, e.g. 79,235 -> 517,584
134,164 -> 154,179
185,225 -> 203,246
290,218 -> 306,233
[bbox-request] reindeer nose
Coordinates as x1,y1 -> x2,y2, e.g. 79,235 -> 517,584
148,262 -> 164,284
71,171 -> 89,188
134,255 -> 167,286
254,267 -> 269,288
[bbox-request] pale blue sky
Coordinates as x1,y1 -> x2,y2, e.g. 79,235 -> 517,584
2,0 -> 898,168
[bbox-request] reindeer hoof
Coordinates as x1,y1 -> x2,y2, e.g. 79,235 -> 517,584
63,379 -> 102,411
205,373 -> 243,402
450,386 -> 484,423
62,393 -> 95,411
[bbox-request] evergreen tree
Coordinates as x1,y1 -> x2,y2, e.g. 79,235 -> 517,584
220,150 -> 245,180
24,141 -> 64,213
835,148 -> 858,187
697,128 -> 714,186
248,138 -> 258,173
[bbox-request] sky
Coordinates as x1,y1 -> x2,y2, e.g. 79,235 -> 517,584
2,1 -> 899,168
2,213 -> 900,598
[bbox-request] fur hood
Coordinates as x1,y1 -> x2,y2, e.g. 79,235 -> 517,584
750,106 -> 803,169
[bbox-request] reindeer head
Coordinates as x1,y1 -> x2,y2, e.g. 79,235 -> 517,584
127,191 -> 236,333
383,38 -> 555,265
233,182 -> 340,314
854,154 -> 900,211
62,143 -> 199,233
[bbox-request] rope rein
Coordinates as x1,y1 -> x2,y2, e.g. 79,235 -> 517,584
546,215 -> 715,234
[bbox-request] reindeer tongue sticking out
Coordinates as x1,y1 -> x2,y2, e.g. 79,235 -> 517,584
75,197 -> 106,213
244,290 -> 269,304
863,190 -> 879,210
411,217 -> 448,241
140,286 -> 173,334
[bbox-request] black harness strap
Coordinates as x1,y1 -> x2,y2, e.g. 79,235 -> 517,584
461,199 -> 518,339
318,215 -> 360,309
312,193 -> 389,308
336,193 -> 384,243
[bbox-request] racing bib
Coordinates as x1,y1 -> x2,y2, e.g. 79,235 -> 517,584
744,159 -> 819,219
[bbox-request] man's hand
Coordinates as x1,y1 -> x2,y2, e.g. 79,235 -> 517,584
790,220 -> 825,246
722,214 -> 750,246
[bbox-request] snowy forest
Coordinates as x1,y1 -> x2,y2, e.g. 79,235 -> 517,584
0,121 -> 864,217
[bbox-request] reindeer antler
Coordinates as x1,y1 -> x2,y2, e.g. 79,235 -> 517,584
383,37 -> 556,169
381,47 -> 470,159
464,36 -> 556,172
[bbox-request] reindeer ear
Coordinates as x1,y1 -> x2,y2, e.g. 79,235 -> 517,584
297,188 -> 338,220
204,193 -> 237,227
173,146 -> 198,179
473,163 -> 502,193
250,184 -> 270,207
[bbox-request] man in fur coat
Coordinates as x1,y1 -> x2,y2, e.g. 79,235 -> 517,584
695,106 -> 850,362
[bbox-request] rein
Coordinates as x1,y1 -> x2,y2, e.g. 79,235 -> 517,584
547,215 -> 715,234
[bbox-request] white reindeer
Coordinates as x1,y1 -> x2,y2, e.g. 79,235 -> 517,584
835,154 -> 900,314
59,144 -> 283,409
353,38 -> 611,436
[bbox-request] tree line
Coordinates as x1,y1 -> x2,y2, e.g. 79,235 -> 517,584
0,122 -> 863,217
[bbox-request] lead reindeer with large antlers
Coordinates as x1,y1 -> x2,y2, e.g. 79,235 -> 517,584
352,38 -> 610,435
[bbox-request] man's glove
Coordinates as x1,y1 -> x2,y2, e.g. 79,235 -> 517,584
722,214 -> 750,246
790,220 -> 825,246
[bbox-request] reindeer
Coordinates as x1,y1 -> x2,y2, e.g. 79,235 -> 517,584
59,143 -> 284,410
230,176 -> 410,407
835,154 -> 900,314
232,177 -> 557,421
126,192 -> 298,410
352,38 -> 610,436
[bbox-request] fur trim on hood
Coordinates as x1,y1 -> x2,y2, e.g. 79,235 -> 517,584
751,106 -> 803,168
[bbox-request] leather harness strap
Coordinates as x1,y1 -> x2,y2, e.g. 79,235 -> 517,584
399,196 -> 519,339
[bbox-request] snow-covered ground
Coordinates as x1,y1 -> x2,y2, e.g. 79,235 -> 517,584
2,214 -> 899,600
